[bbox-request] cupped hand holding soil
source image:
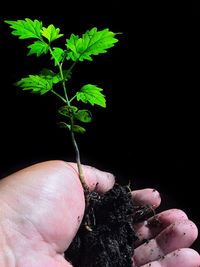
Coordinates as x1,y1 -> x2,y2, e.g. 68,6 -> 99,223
0,160 -> 199,267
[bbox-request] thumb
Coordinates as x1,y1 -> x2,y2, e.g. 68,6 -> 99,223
66,162 -> 115,192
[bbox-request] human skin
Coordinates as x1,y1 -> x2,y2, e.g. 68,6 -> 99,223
0,160 -> 199,267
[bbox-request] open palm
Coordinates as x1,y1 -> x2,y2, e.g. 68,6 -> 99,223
0,161 -> 199,267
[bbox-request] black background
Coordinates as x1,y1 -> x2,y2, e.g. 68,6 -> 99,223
193,0 -> 200,16
0,3 -> 199,250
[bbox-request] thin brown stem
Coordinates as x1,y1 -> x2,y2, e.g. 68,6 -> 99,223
70,116 -> 89,192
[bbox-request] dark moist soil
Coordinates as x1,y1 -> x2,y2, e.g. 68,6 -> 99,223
65,183 -> 154,267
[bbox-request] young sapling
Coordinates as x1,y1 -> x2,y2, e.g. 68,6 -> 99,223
5,18 -> 155,267
5,18 -> 119,194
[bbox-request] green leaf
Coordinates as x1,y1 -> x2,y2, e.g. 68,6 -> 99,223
40,69 -> 61,84
40,68 -> 55,77
39,69 -> 71,84
58,106 -> 92,123
62,69 -> 72,81
16,75 -> 53,95
58,122 -> 71,130
52,74 -> 62,84
75,109 -> 92,123
5,18 -> 42,39
41,24 -> 63,42
58,122 -> 86,133
51,47 -> 65,65
66,27 -> 118,61
76,84 -> 106,107
28,41 -> 49,56
73,125 -> 86,134
58,106 -> 78,117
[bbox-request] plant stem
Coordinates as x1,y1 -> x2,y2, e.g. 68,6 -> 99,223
70,117 -> 89,192
51,90 -> 67,103
66,60 -> 78,77
49,47 -> 89,192
59,64 -> 69,103
69,94 -> 77,103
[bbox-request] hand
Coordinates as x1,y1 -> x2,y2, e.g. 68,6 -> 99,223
0,161 -> 199,267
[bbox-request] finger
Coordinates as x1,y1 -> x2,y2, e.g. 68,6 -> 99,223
134,209 -> 188,246
132,189 -> 161,208
132,219 -> 198,266
67,162 -> 115,192
140,248 -> 200,267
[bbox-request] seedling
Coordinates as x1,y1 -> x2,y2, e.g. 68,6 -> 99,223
5,18 -> 119,192
4,20 -> 158,267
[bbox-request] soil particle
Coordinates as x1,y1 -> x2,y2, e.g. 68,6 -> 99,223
65,184 -> 154,267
